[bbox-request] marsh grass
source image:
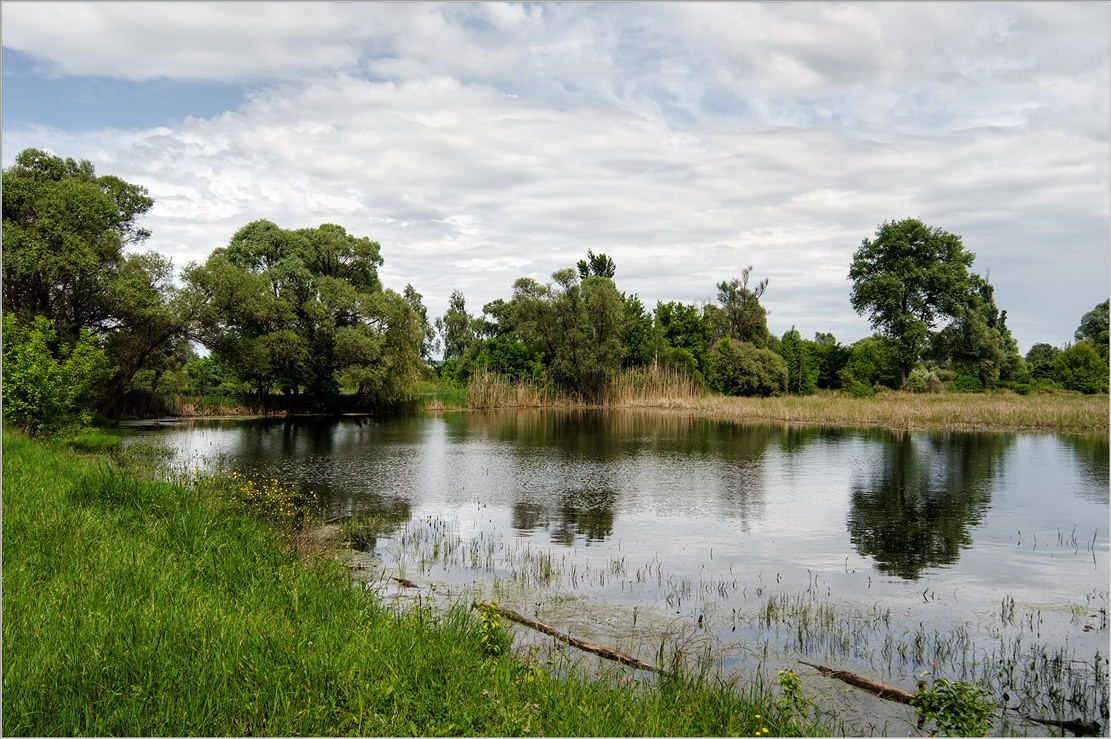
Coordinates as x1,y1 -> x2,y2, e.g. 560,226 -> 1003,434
679,390 -> 1108,432
423,369 -> 1106,432
2,431 -> 799,737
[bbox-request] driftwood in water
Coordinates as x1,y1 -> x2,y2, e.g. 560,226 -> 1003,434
798,660 -> 916,704
475,601 -> 665,674
1018,715 -> 1102,737
799,661 -> 1102,737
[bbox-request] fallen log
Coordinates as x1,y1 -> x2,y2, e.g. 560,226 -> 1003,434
1019,715 -> 1103,737
799,661 -> 1101,737
474,601 -> 665,675
797,660 -> 916,704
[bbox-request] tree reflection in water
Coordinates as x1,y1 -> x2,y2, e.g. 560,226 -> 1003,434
847,430 -> 1014,580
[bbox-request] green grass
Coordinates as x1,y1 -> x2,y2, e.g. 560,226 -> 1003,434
2,430 -> 801,736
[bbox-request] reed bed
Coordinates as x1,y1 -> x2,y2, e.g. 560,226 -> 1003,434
425,368 -> 1107,433
677,391 -> 1108,433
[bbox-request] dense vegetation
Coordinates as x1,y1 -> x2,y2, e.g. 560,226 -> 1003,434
3,148 -> 1108,431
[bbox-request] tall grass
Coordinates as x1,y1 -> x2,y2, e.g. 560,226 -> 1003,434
679,390 -> 1108,432
424,367 -> 1106,432
2,431 -> 800,737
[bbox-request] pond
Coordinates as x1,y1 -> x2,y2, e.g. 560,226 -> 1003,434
126,409 -> 1109,734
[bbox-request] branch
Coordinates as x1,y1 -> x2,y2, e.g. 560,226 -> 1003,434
475,601 -> 665,674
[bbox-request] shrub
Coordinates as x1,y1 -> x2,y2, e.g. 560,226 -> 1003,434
708,338 -> 788,397
1055,342 -> 1109,394
2,314 -> 113,436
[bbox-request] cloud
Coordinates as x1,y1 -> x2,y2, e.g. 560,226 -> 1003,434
2,2 -> 1107,351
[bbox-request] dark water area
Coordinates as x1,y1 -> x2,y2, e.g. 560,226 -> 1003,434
128,409 -> 1110,733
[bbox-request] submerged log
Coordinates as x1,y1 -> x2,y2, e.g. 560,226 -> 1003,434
474,601 -> 665,674
799,661 -> 1102,737
1019,715 -> 1103,737
797,660 -> 916,704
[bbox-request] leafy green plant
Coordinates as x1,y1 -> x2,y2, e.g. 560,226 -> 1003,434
2,314 -> 113,436
478,601 -> 512,660
776,669 -> 814,724
913,676 -> 995,737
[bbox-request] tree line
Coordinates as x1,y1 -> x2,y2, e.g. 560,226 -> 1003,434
3,149 -> 1107,433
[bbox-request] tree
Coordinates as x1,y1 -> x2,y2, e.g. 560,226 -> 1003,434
654,301 -> 713,379
437,289 -> 477,363
403,284 -> 438,363
777,327 -> 819,395
1075,299 -> 1109,357
185,220 -> 420,410
927,275 -> 1024,388
3,148 -> 192,414
715,266 -> 770,347
811,332 -> 851,390
706,337 -> 788,397
844,335 -> 902,390
576,250 -> 616,280
2,314 -> 113,435
849,219 -> 976,386
1055,343 -> 1109,394
1025,343 -> 1060,381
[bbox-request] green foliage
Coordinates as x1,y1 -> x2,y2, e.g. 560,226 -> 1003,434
777,327 -> 819,395
437,289 -> 477,362
912,677 -> 995,737
186,220 -> 421,410
576,249 -> 616,280
928,276 -> 1024,388
655,300 -> 713,378
775,669 -> 814,724
1055,342 -> 1110,394
476,601 -> 512,660
849,218 -> 976,384
715,266 -> 771,347
2,314 -> 113,435
812,332 -> 851,389
845,335 -> 902,389
948,371 -> 985,393
707,338 -> 788,397
3,148 -> 193,415
1075,299 -> 1109,355
1025,342 -> 1061,381
907,367 -> 943,393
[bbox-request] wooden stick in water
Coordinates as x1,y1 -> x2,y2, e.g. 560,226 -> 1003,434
474,601 -> 666,675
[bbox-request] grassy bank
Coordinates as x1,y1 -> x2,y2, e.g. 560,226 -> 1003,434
419,370 -> 1109,433
1,431 -> 799,736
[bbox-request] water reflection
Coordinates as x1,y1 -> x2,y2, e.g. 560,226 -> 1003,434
847,430 -> 1013,579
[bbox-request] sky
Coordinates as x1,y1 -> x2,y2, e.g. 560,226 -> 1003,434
2,2 -> 1108,354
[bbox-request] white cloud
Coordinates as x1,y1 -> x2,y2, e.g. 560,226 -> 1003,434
2,2 -> 1107,351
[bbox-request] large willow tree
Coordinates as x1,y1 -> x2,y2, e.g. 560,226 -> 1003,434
185,220 -> 424,410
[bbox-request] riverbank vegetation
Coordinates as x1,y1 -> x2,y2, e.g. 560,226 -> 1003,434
3,148 -> 1108,431
3,430 -> 810,736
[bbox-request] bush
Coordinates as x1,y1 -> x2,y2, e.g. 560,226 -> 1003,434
708,338 -> 788,397
2,314 -> 113,436
1055,342 -> 1109,394
837,369 -> 874,397
1012,383 -> 1033,396
948,372 -> 984,393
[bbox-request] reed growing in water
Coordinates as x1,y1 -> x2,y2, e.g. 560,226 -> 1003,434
424,367 -> 1107,433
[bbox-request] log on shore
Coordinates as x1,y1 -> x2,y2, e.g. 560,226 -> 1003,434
474,601 -> 665,675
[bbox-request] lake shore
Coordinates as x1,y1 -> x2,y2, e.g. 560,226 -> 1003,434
1,431 -> 800,737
